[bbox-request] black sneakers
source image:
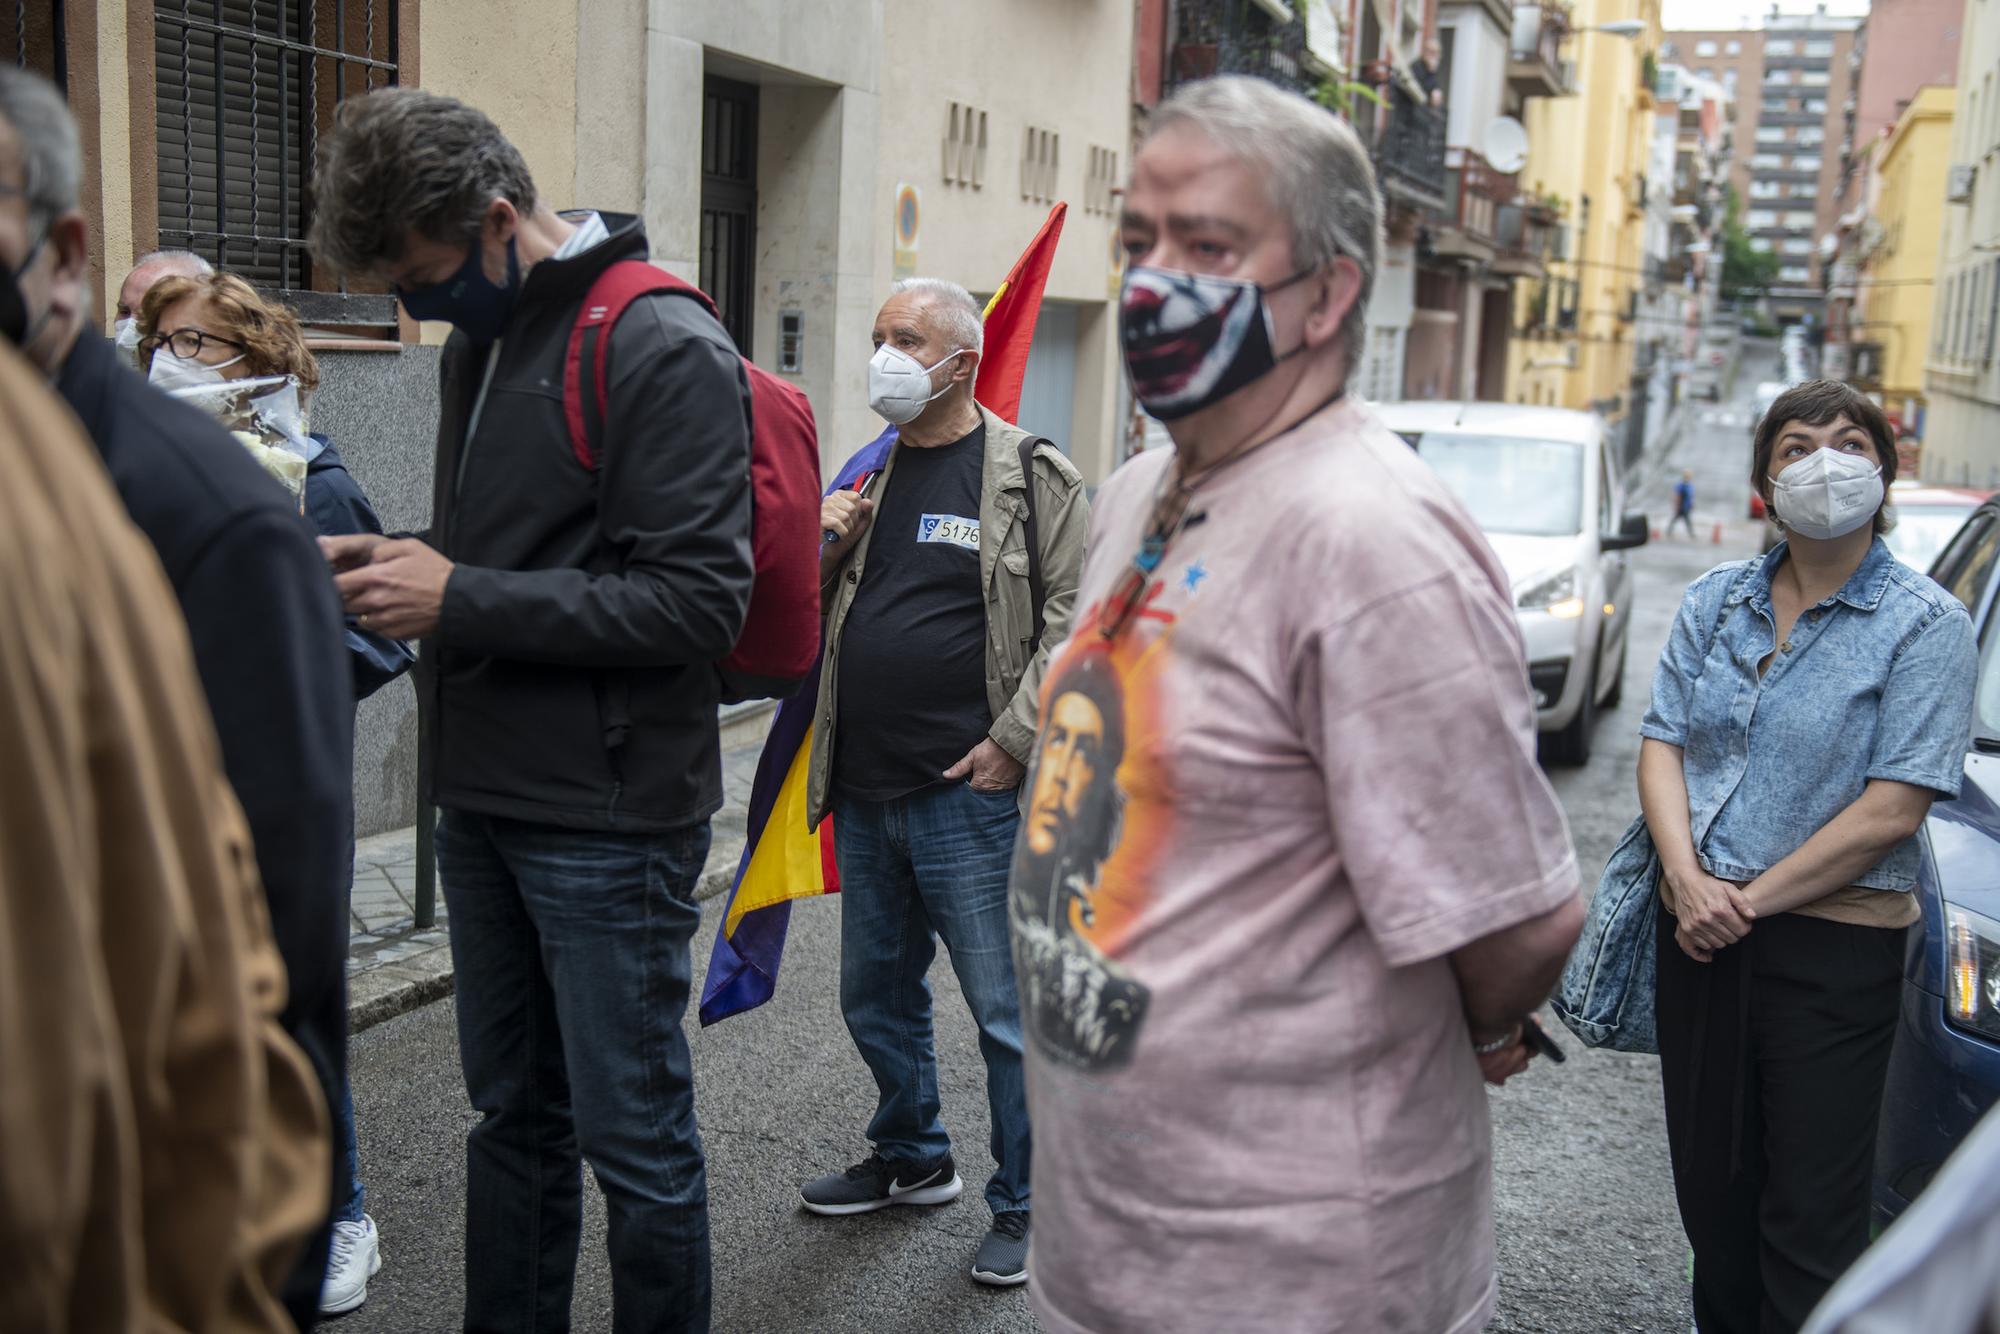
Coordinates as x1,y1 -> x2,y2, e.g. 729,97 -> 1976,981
799,1150 -> 964,1216
971,1210 -> 1030,1287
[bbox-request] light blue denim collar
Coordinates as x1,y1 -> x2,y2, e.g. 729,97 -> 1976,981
1724,536 -> 1896,615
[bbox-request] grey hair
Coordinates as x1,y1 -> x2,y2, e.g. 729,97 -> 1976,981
1144,76 -> 1383,377
309,87 -> 537,276
0,66 -> 82,221
133,248 -> 213,277
890,277 -> 986,355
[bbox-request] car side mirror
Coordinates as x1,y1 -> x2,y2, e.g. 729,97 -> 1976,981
1602,513 -> 1649,551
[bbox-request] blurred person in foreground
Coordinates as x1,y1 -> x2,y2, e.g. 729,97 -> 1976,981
139,268 -> 416,1314
0,278 -> 326,1331
1640,381 -> 1975,1333
1008,74 -> 1584,1334
0,66 -> 354,1328
309,88 -> 753,1333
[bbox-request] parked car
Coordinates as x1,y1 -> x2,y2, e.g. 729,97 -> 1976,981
1876,498 -> 2000,1225
1376,403 -> 1647,765
1884,481 -> 1993,573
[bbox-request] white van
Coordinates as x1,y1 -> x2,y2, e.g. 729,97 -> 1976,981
1376,402 -> 1649,765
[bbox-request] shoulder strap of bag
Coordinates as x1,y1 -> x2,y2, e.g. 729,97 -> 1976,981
1018,435 -> 1049,653
564,260 -> 714,470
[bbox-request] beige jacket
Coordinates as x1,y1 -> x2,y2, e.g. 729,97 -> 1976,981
0,345 -> 327,1333
808,403 -> 1090,828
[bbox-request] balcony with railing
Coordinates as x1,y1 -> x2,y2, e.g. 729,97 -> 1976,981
1508,3 -> 1571,99
1372,85 -> 1449,212
1168,0 -> 1314,96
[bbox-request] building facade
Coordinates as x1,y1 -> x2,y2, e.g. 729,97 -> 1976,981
1925,0 -> 2000,489
1666,10 -> 1860,322
1508,0 -> 1663,427
1850,86 -> 1953,439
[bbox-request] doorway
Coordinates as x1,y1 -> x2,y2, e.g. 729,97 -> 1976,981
700,75 -> 759,354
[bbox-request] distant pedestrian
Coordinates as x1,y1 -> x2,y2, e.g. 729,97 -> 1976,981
1,66 -> 352,1329
801,277 -> 1089,1287
111,247 -> 207,361
1010,75 -> 1584,1333
1639,380 -> 1976,1332
136,269 -> 417,1315
1672,468 -> 1697,538
309,88 -> 753,1334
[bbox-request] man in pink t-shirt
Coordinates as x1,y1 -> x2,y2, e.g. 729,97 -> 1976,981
1008,76 -> 1586,1333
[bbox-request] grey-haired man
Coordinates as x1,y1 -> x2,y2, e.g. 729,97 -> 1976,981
1011,76 -> 1584,1333
801,277 -> 1089,1287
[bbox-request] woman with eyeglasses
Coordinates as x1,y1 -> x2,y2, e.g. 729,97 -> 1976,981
139,269 -> 412,1316
1639,380 -> 1978,1332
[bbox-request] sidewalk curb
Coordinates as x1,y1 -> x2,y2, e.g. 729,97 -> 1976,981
346,826 -> 750,1034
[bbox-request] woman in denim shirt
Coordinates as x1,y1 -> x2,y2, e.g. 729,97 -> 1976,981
1638,381 -> 1976,1334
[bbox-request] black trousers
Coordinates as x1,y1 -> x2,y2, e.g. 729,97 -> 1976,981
1656,907 -> 1907,1334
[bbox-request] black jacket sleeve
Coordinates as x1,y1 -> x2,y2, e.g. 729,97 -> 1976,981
306,459 -> 418,701
177,507 -> 354,1092
437,299 -> 756,667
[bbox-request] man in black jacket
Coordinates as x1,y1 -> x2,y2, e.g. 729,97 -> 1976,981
310,89 -> 753,1334
0,67 -> 350,1330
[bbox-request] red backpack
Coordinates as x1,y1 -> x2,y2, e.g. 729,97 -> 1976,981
563,260 -> 822,702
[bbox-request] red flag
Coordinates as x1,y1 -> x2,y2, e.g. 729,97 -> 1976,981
974,203 -> 1067,422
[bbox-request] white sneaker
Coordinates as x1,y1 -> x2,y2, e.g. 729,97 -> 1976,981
318,1214 -> 382,1315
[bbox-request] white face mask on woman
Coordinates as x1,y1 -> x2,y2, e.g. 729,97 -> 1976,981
148,348 -> 244,396
1768,446 -> 1884,540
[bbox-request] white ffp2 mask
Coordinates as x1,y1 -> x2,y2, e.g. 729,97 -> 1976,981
148,348 -> 245,396
867,344 -> 965,425
1769,447 -> 1884,540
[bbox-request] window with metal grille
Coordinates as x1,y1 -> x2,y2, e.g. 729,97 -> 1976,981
154,0 -> 398,325
6,2 -> 66,88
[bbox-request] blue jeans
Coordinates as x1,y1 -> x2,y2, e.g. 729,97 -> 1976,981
332,1075 -> 366,1224
833,781 -> 1031,1215
439,811 -> 712,1334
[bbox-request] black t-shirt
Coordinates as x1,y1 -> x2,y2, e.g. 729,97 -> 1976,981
835,425 -> 992,802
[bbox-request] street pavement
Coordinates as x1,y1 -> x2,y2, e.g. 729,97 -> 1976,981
337,351 -> 1779,1333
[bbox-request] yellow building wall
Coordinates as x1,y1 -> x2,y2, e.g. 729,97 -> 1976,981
1867,86 -> 1954,414
1509,0 -> 1661,414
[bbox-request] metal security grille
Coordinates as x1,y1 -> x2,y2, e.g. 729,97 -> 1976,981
155,0 -> 398,324
6,2 -> 65,87
699,75 -> 758,354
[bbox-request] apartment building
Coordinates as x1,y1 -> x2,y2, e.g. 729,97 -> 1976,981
1926,0 -> 2000,486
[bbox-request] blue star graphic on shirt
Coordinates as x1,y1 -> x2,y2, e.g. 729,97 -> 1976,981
1182,560 -> 1209,593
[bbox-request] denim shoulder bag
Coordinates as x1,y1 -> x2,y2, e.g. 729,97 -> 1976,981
1552,591 -> 1739,1054
1551,815 -> 1663,1052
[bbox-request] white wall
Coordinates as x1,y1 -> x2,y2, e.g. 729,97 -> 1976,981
1442,6 -> 1512,149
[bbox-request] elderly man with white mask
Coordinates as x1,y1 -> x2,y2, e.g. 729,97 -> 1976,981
801,276 -> 1089,1288
1006,75 -> 1586,1334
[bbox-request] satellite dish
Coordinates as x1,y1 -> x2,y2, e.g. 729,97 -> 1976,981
1484,116 -> 1530,174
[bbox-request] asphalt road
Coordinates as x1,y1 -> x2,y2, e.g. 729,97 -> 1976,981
338,350 -> 1779,1334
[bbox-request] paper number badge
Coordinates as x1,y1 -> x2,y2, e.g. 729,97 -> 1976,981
918,514 -> 981,552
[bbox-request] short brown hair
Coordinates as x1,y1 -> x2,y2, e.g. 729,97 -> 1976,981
308,87 -> 537,277
1751,379 -> 1898,535
138,271 -> 321,392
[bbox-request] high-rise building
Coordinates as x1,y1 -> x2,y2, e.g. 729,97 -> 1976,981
1665,8 -> 1861,322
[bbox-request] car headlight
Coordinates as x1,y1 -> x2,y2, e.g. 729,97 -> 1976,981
1946,904 -> 2000,1042
1517,568 -> 1585,619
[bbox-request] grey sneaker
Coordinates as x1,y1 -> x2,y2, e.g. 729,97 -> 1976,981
800,1150 -> 963,1216
971,1210 -> 1030,1287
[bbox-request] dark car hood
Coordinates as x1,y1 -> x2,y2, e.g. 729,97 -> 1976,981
1915,752 -> 2000,994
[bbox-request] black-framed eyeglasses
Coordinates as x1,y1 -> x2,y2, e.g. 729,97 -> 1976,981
138,328 -> 247,361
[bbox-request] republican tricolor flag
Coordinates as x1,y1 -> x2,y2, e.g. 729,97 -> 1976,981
699,203 -> 1068,1025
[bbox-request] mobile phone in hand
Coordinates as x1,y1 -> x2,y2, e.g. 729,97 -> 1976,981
1522,1018 -> 1566,1064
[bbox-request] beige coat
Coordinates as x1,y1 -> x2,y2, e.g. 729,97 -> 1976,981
0,344 -> 327,1333
808,403 -> 1090,828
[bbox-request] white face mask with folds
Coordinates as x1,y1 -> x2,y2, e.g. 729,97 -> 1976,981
112,317 -> 141,359
148,347 -> 245,395
1768,446 -> 1884,540
867,343 -> 965,425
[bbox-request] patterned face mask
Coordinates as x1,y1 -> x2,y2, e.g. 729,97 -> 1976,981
1118,263 -> 1313,421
